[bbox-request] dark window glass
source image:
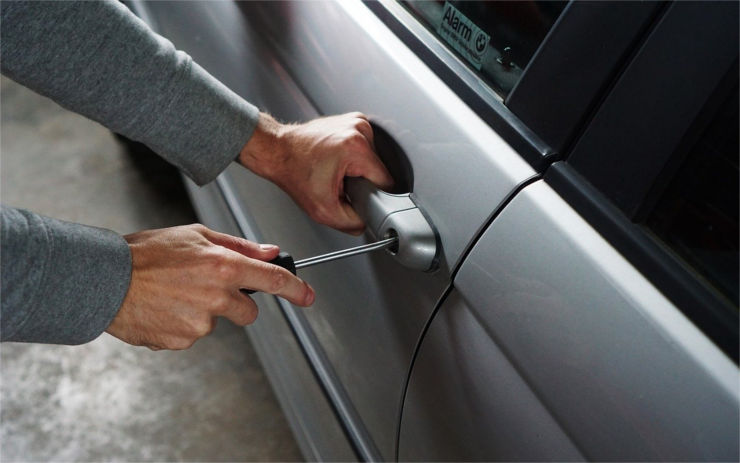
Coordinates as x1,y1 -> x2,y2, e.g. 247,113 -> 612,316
402,0 -> 567,97
646,86 -> 739,307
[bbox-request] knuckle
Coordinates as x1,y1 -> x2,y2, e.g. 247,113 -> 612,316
339,130 -> 364,149
267,267 -> 289,293
240,237 -> 258,250
164,337 -> 194,350
213,294 -> 232,314
245,306 -> 259,324
239,305 -> 259,326
348,131 -> 367,146
312,209 -> 327,224
200,316 -> 215,336
190,223 -> 208,234
145,342 -> 162,352
215,262 -> 235,280
312,207 -> 333,226
176,338 -> 196,350
189,319 -> 212,338
210,253 -> 238,280
354,119 -> 371,131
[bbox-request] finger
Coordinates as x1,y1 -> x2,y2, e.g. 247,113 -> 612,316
337,199 -> 365,235
167,337 -> 199,351
312,202 -> 364,235
201,228 -> 280,261
220,292 -> 259,326
347,146 -> 395,191
316,183 -> 365,234
239,258 -> 316,307
354,118 -> 374,146
347,111 -> 368,121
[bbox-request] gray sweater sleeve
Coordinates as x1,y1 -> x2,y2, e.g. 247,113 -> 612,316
1,207 -> 132,344
0,1 -> 260,344
1,0 -> 259,185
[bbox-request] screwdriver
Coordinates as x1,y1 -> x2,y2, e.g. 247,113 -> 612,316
242,236 -> 398,294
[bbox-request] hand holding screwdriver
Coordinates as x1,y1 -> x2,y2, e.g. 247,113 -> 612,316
106,224 -> 316,351
242,236 -> 398,294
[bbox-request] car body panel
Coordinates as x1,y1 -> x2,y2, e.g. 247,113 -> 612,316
399,288 -> 585,461
400,180 -> 739,460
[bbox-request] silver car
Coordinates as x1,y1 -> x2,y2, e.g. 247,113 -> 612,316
129,1 -> 738,460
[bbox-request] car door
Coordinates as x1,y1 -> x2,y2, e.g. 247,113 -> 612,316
129,1 -> 541,459
399,1 -> 739,460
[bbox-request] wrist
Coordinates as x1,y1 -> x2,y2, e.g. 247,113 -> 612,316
238,112 -> 290,181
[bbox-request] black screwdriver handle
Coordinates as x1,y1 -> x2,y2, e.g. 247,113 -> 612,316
269,251 -> 297,275
241,252 -> 296,295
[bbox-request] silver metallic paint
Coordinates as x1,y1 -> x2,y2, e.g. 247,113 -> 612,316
436,181 -> 739,460
400,289 -> 585,461
138,1 -> 535,458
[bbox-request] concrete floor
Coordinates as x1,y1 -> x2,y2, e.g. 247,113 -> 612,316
0,76 -> 303,462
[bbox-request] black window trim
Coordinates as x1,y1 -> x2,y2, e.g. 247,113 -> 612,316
364,0 -> 553,170
565,1 -> 739,220
364,0 -> 663,172
506,1 -> 666,154
550,1 -> 739,362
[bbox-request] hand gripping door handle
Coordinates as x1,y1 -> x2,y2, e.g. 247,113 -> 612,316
345,177 -> 439,272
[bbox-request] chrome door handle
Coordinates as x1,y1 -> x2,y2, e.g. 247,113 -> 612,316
345,177 -> 438,272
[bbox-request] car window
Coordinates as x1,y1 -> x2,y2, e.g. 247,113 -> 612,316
402,0 -> 567,97
645,85 -> 739,307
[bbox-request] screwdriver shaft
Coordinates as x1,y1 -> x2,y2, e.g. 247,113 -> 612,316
294,237 -> 398,269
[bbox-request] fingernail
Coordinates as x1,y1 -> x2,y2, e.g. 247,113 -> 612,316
260,244 -> 278,250
305,284 -> 315,306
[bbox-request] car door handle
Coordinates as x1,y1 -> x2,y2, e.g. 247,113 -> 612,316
345,177 -> 438,272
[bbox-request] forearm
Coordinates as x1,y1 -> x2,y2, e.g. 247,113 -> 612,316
0,1 -> 258,185
0,207 -> 131,344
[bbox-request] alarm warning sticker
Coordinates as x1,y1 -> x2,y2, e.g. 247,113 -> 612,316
437,2 -> 490,70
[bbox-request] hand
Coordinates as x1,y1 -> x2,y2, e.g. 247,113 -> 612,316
239,112 -> 394,235
106,224 -> 315,350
